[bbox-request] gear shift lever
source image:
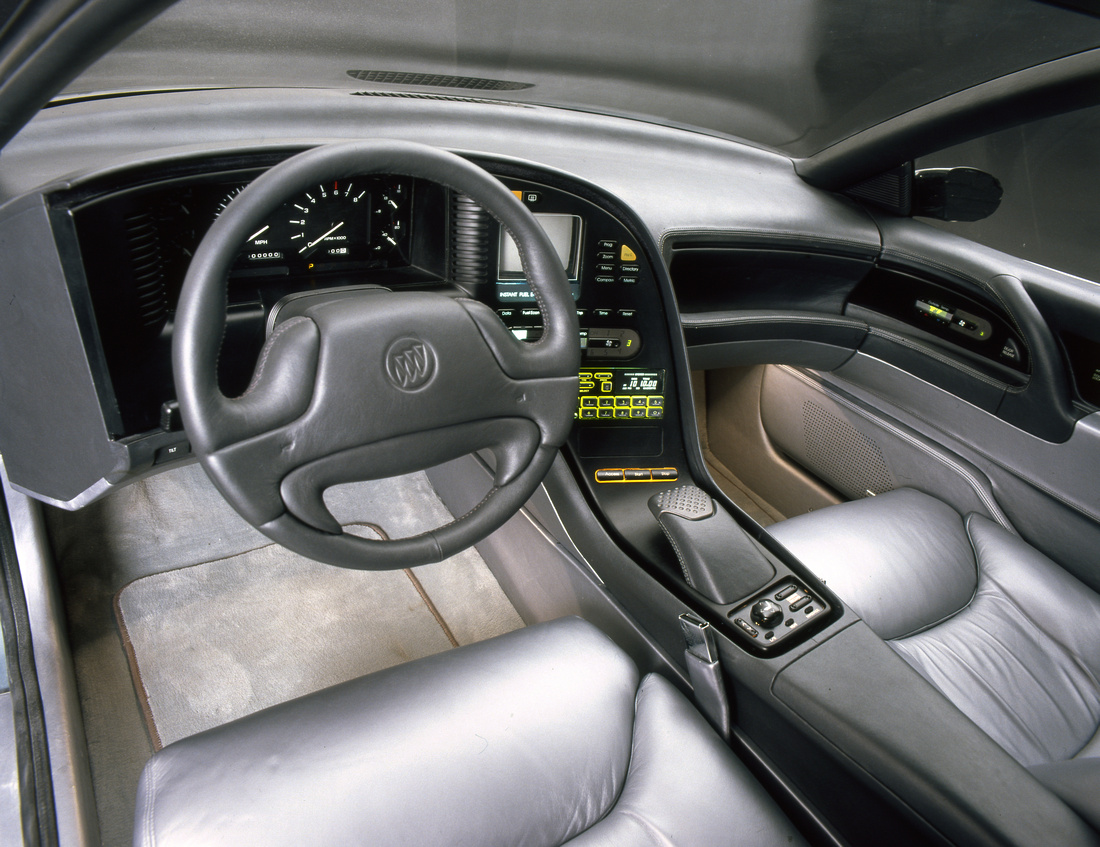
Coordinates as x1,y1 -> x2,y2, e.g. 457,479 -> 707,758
648,485 -> 775,604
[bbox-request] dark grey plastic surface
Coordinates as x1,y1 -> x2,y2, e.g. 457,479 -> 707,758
773,623 -> 1100,847
0,195 -> 123,503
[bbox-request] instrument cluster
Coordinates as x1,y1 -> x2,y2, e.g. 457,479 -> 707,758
217,176 -> 413,275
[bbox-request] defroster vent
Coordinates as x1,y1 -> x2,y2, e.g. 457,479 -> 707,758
347,70 -> 532,91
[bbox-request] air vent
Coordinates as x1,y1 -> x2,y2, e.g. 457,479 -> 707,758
123,212 -> 168,332
347,70 -> 533,91
845,163 -> 913,215
349,91 -> 530,108
450,193 -> 491,289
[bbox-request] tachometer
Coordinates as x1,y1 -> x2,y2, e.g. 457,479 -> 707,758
288,181 -> 370,262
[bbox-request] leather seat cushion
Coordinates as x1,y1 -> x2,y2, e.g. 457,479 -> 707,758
771,489 -> 1100,769
769,488 -> 977,640
134,616 -> 807,847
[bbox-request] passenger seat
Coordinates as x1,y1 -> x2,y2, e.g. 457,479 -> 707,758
769,488 -> 1100,829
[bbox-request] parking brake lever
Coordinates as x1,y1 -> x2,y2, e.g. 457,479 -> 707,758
649,485 -> 775,604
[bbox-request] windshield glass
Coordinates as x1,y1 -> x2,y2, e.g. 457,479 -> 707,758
61,0 -> 1100,157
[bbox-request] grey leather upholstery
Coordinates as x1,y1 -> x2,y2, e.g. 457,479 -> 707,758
133,616 -> 807,847
770,489 -> 1100,824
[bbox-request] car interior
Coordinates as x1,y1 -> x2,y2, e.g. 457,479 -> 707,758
1,1 -> 1100,845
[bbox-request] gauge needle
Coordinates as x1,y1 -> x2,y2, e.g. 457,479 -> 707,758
247,225 -> 270,242
301,221 -> 344,252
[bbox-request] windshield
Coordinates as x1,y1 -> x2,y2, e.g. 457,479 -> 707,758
58,0 -> 1100,157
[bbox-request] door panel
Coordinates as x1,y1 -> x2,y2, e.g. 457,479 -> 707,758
682,218 -> 1100,591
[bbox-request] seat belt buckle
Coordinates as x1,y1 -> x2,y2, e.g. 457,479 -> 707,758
679,612 -> 731,740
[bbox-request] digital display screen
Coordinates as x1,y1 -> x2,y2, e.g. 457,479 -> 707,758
497,214 -> 582,302
577,369 -> 665,421
579,370 -> 663,394
916,299 -> 954,323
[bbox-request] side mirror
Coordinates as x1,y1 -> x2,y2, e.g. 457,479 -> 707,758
912,167 -> 1003,222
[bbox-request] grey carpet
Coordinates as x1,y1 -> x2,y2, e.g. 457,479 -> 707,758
113,474 -> 523,749
117,534 -> 522,748
48,463 -> 520,844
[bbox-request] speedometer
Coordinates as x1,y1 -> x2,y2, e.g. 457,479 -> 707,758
288,181 -> 370,262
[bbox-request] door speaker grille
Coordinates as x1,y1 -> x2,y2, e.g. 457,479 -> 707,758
802,401 -> 895,499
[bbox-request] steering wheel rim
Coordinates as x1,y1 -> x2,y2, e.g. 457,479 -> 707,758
172,141 -> 580,569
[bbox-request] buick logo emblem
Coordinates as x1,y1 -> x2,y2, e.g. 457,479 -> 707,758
384,337 -> 436,391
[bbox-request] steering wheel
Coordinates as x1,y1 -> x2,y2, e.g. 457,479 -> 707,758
172,141 -> 580,569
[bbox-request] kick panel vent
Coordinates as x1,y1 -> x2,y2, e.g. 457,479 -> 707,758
802,401 -> 895,499
347,70 -> 533,91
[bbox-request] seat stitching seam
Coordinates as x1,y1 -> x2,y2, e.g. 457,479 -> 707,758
892,630 -> 1054,761
145,756 -> 157,847
882,512 -> 982,639
589,684 -> 673,847
573,684 -> 643,838
965,517 -> 1100,707
617,808 -> 677,847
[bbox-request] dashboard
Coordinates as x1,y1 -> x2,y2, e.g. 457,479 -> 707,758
3,131 -> 1056,591
28,150 -> 691,573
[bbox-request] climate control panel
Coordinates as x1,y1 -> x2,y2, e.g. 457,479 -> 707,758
577,368 -> 665,420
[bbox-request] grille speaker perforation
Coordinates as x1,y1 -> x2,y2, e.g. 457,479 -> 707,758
802,401 -> 895,499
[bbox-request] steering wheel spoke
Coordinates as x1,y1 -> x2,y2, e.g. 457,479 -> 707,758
278,419 -> 542,534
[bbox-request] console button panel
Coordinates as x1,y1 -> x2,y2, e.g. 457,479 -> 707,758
729,580 -> 829,649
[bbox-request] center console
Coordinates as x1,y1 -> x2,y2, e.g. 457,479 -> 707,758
468,171 -> 839,656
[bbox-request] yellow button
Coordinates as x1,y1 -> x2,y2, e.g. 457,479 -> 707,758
512,190 -> 523,201
620,245 -> 637,262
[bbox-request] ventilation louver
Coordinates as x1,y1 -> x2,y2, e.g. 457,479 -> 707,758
450,193 -> 491,289
349,91 -> 530,108
347,70 -> 532,91
123,212 -> 168,333
845,163 -> 913,215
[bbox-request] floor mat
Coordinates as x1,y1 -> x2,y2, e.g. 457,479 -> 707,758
113,475 -> 524,749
